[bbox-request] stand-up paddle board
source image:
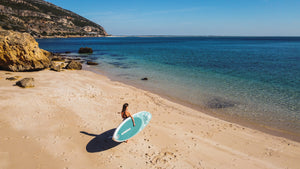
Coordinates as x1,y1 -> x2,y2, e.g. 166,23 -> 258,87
113,111 -> 151,142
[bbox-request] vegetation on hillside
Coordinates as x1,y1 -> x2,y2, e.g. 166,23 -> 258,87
0,0 -> 107,37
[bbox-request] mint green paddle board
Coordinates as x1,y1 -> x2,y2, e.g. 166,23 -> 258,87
113,111 -> 151,142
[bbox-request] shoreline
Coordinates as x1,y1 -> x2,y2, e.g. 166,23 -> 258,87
84,65 -> 300,142
1,69 -> 300,168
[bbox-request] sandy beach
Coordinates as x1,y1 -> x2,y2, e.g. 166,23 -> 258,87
0,69 -> 299,169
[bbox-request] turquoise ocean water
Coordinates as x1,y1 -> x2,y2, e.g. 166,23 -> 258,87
38,37 -> 300,138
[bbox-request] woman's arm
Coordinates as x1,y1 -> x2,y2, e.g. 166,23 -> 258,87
128,113 -> 135,126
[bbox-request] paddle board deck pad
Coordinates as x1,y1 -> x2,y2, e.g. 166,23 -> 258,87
113,111 -> 152,142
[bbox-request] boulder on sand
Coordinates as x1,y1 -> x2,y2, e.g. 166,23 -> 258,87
16,78 -> 34,88
50,61 -> 64,72
0,30 -> 50,71
66,60 -> 82,70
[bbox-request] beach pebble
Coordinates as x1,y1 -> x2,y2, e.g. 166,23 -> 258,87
6,76 -> 19,81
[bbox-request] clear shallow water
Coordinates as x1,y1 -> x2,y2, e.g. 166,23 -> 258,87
38,37 -> 300,137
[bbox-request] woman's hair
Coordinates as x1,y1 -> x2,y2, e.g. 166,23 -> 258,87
121,103 -> 129,113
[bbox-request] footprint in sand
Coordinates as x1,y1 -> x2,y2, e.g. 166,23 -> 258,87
148,151 -> 177,167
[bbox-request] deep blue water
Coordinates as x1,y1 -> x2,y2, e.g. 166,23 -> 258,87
38,37 -> 300,136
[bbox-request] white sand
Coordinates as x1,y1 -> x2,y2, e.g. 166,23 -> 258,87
0,69 -> 299,169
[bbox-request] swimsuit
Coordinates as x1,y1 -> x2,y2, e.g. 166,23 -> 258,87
122,111 -> 129,119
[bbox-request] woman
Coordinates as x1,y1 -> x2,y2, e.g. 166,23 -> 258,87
121,103 -> 135,143
121,103 -> 135,126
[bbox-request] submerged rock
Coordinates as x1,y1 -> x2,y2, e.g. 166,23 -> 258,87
141,77 -> 148,81
66,60 -> 82,70
78,47 -> 93,53
0,30 -> 50,71
207,98 -> 236,109
87,61 -> 99,65
16,78 -> 34,88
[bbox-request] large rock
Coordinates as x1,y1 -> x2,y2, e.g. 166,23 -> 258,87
0,30 -> 50,71
66,60 -> 82,70
16,78 -> 34,88
78,47 -> 93,53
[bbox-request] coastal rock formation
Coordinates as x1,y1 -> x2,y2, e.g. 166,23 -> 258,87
79,47 -> 93,53
66,60 -> 82,70
16,77 -> 34,88
0,0 -> 107,38
0,30 -> 50,71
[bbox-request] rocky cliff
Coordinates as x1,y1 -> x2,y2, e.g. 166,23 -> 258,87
0,0 -> 107,38
0,30 -> 50,71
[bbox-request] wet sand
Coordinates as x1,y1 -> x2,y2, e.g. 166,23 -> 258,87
0,69 -> 299,169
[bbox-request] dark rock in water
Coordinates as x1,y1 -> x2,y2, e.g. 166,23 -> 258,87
65,51 -> 71,54
78,47 -> 93,53
99,52 -> 108,55
77,55 -> 89,58
207,98 -> 235,109
108,61 -> 130,69
141,77 -> 148,81
87,61 -> 99,65
66,60 -> 82,70
115,57 -> 126,60
16,78 -> 34,88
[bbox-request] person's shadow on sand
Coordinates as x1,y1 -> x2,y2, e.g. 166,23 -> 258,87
80,128 -> 121,153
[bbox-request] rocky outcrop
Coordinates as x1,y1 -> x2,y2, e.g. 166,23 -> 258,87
79,47 -> 93,53
0,30 -> 50,71
16,77 -> 34,88
0,0 -> 108,38
66,60 -> 82,70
